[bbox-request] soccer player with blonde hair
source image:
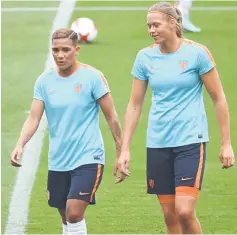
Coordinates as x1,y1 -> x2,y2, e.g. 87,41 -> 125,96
117,2 -> 235,234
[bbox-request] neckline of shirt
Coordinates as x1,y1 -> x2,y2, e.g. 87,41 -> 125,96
56,61 -> 80,80
156,39 -> 184,55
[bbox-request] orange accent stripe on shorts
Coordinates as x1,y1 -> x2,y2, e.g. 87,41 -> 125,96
176,186 -> 199,199
157,195 -> 175,204
195,143 -> 204,189
90,164 -> 102,202
183,39 -> 216,66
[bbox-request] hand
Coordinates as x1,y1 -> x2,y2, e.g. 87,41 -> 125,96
113,158 -> 119,178
113,158 -> 125,183
219,144 -> 235,169
115,150 -> 130,184
10,145 -> 23,167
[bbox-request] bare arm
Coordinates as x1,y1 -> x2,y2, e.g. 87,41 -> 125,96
97,93 -> 122,157
115,78 -> 148,182
201,68 -> 230,146
202,68 -> 234,168
17,99 -> 45,147
121,78 -> 148,151
11,99 -> 45,167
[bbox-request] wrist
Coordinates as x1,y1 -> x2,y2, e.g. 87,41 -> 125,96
17,141 -> 24,148
221,140 -> 231,148
121,148 -> 130,152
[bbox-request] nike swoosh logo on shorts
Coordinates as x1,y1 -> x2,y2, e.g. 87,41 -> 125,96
79,192 -> 90,196
181,177 -> 193,181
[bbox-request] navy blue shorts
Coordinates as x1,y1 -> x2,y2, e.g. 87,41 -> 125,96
147,143 -> 206,198
47,163 -> 104,209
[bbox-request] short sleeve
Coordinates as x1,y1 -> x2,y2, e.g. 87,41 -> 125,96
33,77 -> 44,101
197,47 -> 216,75
92,72 -> 110,100
131,51 -> 148,80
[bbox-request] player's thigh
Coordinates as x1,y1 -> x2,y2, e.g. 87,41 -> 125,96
147,148 -> 175,201
47,170 -> 71,209
174,142 -> 206,199
68,163 -> 104,205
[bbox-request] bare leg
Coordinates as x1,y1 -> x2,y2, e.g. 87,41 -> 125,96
175,195 -> 202,234
158,195 -> 182,234
66,199 -> 88,235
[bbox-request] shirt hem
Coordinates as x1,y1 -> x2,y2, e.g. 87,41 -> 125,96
95,90 -> 110,101
146,139 -> 209,148
131,72 -> 148,81
199,65 -> 215,76
33,96 -> 44,101
48,161 -> 105,172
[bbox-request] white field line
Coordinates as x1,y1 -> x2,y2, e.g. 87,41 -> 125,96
4,0 -> 76,234
1,6 -> 237,12
2,0 -> 237,2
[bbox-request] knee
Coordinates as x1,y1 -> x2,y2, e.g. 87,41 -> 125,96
176,207 -> 194,223
66,207 -> 84,223
66,199 -> 88,223
163,209 -> 179,227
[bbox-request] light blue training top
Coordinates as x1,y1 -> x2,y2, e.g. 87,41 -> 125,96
132,39 -> 216,148
34,63 -> 110,171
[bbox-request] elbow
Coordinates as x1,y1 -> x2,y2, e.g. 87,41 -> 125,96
212,95 -> 229,111
127,101 -> 142,113
211,92 -> 227,105
215,97 -> 227,106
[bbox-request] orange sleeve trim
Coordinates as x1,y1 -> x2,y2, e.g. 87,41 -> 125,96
99,73 -> 109,90
195,143 -> 204,189
139,43 -> 156,53
176,186 -> 199,199
157,195 -> 175,204
205,48 -> 216,66
79,63 -> 91,68
79,63 -> 109,90
183,39 -> 216,66
149,43 -> 156,48
90,164 -> 102,202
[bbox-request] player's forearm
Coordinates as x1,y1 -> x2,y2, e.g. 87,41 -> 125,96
106,114 -> 122,156
121,102 -> 142,151
17,116 -> 40,147
214,98 -> 231,146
